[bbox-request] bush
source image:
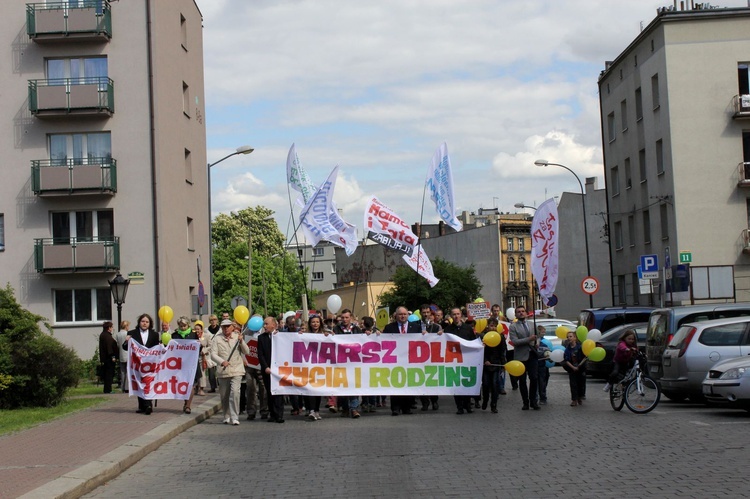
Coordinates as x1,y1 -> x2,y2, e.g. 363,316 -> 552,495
0,285 -> 81,409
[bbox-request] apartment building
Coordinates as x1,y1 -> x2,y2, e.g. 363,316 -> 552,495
0,0 -> 208,356
599,4 -> 750,305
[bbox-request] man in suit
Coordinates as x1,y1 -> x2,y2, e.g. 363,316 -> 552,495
332,309 -> 364,418
382,306 -> 421,415
258,316 -> 285,423
419,304 -> 443,411
444,307 -> 479,414
508,305 -> 540,411
124,313 -> 160,415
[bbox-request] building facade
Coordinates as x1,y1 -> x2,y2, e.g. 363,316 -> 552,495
288,241 -> 338,292
599,5 -> 750,306
0,0 -> 208,356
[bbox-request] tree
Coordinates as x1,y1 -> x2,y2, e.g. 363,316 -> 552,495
0,285 -> 80,408
211,206 -> 309,317
379,258 -> 483,313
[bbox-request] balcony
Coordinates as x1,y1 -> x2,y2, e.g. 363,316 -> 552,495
733,95 -> 750,119
29,77 -> 114,118
26,1 -> 112,42
34,236 -> 120,273
32,158 -> 116,196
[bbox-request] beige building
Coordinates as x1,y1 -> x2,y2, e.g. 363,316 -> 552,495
0,0 -> 208,356
599,5 -> 750,305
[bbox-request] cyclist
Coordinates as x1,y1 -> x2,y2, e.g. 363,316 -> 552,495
603,329 -> 639,392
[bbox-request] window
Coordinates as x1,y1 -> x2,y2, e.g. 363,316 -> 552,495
508,259 -> 516,281
331,263 -> 336,274
618,275 -> 627,305
313,247 -> 324,257
628,215 -> 635,247
643,210 -> 651,244
182,82 -> 190,117
297,249 -> 303,258
632,273 -> 640,305
655,139 -> 664,175
651,74 -> 660,109
507,237 -> 514,252
611,165 -> 620,196
184,148 -> 192,183
699,323 -> 748,347
54,288 -> 111,324
519,261 -> 527,281
312,272 -> 324,281
0,213 -> 4,251
620,99 -> 628,131
47,56 -> 107,82
180,14 -> 188,51
607,112 -> 616,142
738,63 -> 750,96
509,296 -> 517,309
518,238 -> 525,252
187,217 -> 194,250
660,203 -> 669,240
52,210 -> 113,241
614,221 -> 623,250
49,132 -> 111,165
624,158 -> 632,189
639,148 -> 647,183
635,87 -> 643,121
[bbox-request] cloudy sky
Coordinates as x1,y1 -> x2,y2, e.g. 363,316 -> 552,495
199,0 -> 748,242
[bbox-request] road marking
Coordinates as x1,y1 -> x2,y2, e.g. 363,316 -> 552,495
690,421 -> 711,426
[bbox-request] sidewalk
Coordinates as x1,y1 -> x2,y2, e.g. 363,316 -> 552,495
0,391 -> 220,499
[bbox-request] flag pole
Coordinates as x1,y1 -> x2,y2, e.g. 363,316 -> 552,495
285,181 -> 311,320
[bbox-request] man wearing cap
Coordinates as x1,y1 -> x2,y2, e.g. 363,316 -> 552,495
210,318 -> 250,425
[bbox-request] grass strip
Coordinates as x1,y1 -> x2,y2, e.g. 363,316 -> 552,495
0,397 -> 108,436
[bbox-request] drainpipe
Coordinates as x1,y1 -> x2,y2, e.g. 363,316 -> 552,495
145,0 -> 161,313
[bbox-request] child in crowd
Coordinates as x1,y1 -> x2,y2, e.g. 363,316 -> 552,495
536,325 -> 550,405
603,329 -> 639,392
563,331 -> 586,406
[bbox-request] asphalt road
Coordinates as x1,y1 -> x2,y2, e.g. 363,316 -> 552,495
85,370 -> 750,498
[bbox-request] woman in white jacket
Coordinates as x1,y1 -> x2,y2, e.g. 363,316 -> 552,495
210,319 -> 250,425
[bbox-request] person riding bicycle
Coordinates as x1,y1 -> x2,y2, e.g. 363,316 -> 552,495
603,329 -> 639,392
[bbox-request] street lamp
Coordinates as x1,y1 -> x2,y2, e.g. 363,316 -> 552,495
514,202 -> 536,211
207,145 -> 254,312
108,272 -> 130,328
534,159 -> 593,307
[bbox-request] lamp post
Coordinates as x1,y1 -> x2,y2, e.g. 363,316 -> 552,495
514,202 -> 536,211
534,159 -> 593,307
207,145 -> 254,313
108,272 -> 131,329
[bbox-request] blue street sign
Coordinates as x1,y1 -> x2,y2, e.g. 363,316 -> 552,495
641,254 -> 659,273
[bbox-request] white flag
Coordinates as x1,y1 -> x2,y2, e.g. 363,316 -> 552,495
530,198 -> 559,304
363,196 -> 419,257
299,166 -> 340,248
287,143 -> 316,203
427,142 -> 462,232
403,244 -> 440,287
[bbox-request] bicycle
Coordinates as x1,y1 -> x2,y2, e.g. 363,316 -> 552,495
609,351 -> 661,413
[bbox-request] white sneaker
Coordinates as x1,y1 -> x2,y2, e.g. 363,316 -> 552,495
223,418 -> 230,424
308,411 -> 316,421
314,411 -> 322,421
603,383 -> 611,392
231,420 -> 240,426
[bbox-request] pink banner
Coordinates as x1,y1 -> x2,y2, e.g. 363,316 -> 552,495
127,339 -> 200,400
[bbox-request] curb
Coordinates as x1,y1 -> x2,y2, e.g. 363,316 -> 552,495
18,397 -> 221,499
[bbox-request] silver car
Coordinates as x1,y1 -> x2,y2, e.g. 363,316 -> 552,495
702,356 -> 750,411
530,318 -> 576,349
661,316 -> 750,401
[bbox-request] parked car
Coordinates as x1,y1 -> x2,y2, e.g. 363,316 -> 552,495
645,303 -> 750,384
578,307 -> 654,336
587,323 -> 648,378
702,356 -> 750,411
530,318 -> 576,348
660,316 -> 750,402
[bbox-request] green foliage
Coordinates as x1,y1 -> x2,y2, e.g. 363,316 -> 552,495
211,207 -> 308,317
379,258 -> 483,313
0,285 -> 80,409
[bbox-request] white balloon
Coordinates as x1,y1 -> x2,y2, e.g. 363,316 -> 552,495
327,294 -> 342,314
549,349 -> 565,363
505,307 -> 516,321
587,329 -> 602,342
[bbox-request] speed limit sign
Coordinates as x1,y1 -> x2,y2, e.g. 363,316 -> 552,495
581,276 -> 600,295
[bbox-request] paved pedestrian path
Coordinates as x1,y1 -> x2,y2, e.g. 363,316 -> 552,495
0,392 -> 220,499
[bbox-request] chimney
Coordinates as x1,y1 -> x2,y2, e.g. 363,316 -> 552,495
412,222 -> 422,238
439,220 -> 445,236
585,177 -> 598,194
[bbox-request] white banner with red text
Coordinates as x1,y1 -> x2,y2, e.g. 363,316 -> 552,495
270,333 -> 483,396
127,339 -> 200,400
531,197 -> 559,304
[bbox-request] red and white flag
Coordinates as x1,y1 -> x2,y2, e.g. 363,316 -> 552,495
403,244 -> 439,287
363,196 -> 419,257
530,198 -> 559,304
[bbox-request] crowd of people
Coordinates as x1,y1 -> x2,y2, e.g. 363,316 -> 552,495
97,304 -> 640,423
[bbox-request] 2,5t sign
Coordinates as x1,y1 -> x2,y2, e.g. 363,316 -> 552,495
581,276 -> 600,295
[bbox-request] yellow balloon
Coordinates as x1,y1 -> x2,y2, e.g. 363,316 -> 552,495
555,325 -> 569,340
474,318 -> 488,333
161,332 -> 171,346
582,339 -> 596,356
233,305 -> 250,325
483,331 -> 501,347
158,305 -> 174,324
505,360 -> 526,377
